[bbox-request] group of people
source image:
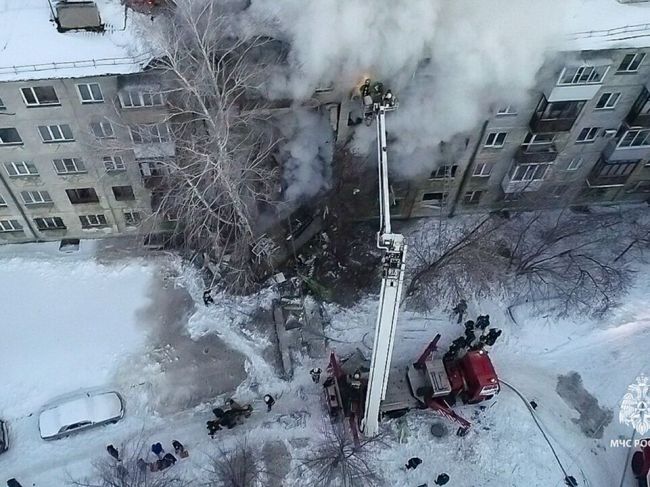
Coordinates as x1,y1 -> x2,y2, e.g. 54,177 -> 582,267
106,440 -> 187,473
444,311 -> 503,361
405,457 -> 450,485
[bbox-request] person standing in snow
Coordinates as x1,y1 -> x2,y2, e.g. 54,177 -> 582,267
151,442 -> 164,459
484,328 -> 502,347
405,457 -> 422,470
263,394 -> 275,412
203,289 -> 214,306
476,314 -> 490,331
452,299 -> 467,324
435,473 -> 450,485
106,444 -> 120,461
310,367 -> 322,383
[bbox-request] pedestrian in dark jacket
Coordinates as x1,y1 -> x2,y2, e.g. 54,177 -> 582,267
435,473 -> 450,485
263,394 -> 275,412
310,367 -> 322,383
106,444 -> 120,461
476,315 -> 490,330
452,299 -> 467,323
137,458 -> 149,472
151,442 -> 164,459
172,440 -> 185,455
405,457 -> 422,470
163,453 -> 177,465
203,289 -> 214,306
7,480 -> 23,487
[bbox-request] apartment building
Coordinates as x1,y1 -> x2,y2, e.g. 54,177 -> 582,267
390,46 -> 650,219
0,0 -> 168,244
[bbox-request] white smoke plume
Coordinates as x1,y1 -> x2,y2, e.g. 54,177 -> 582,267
243,0 -> 570,182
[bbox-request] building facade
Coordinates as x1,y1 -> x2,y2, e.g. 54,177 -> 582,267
365,47 -> 650,220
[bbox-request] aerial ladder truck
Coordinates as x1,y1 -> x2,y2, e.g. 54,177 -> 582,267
324,80 -> 500,439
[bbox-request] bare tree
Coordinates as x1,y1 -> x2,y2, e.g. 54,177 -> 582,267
298,421 -> 386,487
403,214 -> 509,309
68,441 -> 188,487
139,0 -> 284,290
207,438 -> 265,487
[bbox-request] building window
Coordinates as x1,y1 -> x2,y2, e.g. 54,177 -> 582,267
420,192 -> 447,207
0,97 -> 5,110
429,165 -> 457,179
463,191 -> 483,205
34,217 -> 65,230
473,162 -> 493,177
484,132 -> 507,148
576,127 -> 600,143
124,210 -> 142,226
103,156 -> 126,172
567,157 -> 583,171
618,129 -> 650,148
20,190 -> 52,205
79,214 -> 108,228
53,158 -> 86,174
90,121 -> 114,139
20,86 -> 59,106
0,128 -> 23,145
38,124 -> 74,143
598,161 -> 638,178
558,65 -> 608,85
66,188 -> 99,204
617,53 -> 645,73
138,159 -> 170,177
0,194 -> 6,207
496,105 -> 517,116
523,132 -> 555,146
0,219 -> 22,232
76,83 -> 104,103
130,124 -> 170,144
5,161 -> 38,177
119,90 -> 164,108
595,92 -> 620,110
511,163 -> 549,182
112,185 -> 135,201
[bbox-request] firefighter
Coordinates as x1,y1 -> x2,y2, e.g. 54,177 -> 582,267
484,328 -> 502,347
476,314 -> 490,331
263,394 -> 275,412
349,370 -> 362,390
464,320 -> 476,346
383,89 -> 395,107
310,367 -> 322,383
451,336 -> 467,349
360,79 -> 371,97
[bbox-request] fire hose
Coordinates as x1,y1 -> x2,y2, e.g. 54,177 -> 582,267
500,379 -> 585,487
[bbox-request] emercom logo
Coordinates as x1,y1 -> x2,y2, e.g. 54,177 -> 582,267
620,374 -> 650,435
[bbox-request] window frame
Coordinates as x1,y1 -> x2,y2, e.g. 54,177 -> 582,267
0,128 -> 23,145
473,162 -> 493,177
617,53 -> 646,73
567,157 -> 584,171
123,210 -> 142,226
0,194 -> 6,207
129,123 -> 171,144
510,163 -> 550,182
119,90 -> 165,108
557,65 -> 609,86
53,158 -> 86,175
90,121 -> 114,139
618,129 -> 650,148
594,92 -> 621,110
0,219 -> 23,232
496,105 -> 517,116
20,190 -> 52,205
576,127 -> 600,144
484,131 -> 508,148
463,190 -> 483,205
76,83 -> 104,103
34,217 -> 66,231
79,214 -> 108,228
103,155 -> 126,172
66,187 -> 100,205
429,165 -> 458,180
4,161 -> 38,177
38,124 -> 74,143
20,86 -> 60,106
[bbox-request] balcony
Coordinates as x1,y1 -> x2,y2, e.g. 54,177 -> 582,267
602,137 -> 650,162
502,177 -> 544,194
501,161 -> 551,194
625,87 -> 650,128
530,117 -> 576,133
514,144 -> 558,163
586,158 -> 639,187
530,96 -> 582,133
142,175 -> 166,190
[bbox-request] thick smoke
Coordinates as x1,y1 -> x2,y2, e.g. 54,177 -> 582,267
244,0 -> 570,185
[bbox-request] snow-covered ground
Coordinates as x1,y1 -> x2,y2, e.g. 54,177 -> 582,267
0,239 -> 646,486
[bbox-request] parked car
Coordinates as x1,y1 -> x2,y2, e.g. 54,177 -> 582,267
0,419 -> 8,453
39,391 -> 124,440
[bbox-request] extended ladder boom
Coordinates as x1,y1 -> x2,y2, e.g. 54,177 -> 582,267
361,99 -> 407,437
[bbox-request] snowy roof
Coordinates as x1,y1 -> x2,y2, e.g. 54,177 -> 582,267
564,0 -> 650,51
0,0 -> 152,82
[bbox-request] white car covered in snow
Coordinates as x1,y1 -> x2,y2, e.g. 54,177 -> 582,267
38,391 -> 124,440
